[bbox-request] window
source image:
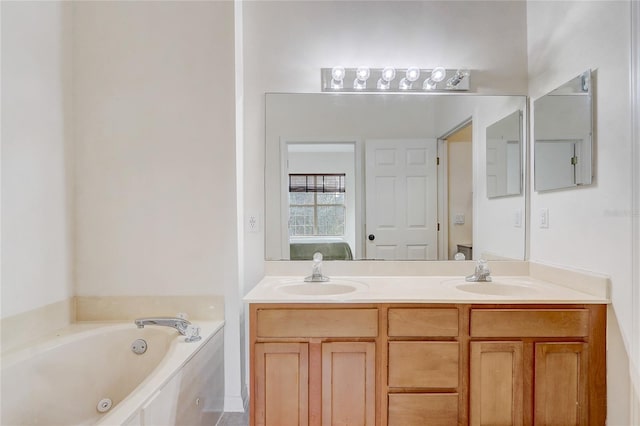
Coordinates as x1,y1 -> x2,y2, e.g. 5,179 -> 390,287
288,174 -> 346,236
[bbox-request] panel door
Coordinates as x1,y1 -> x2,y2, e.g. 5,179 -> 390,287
470,341 -> 524,426
534,342 -> 588,426
321,342 -> 376,426
364,139 -> 438,260
254,343 -> 309,426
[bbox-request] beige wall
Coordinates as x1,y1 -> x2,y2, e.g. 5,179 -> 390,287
73,1 -> 236,297
447,125 -> 473,260
527,1 -> 635,422
1,2 -> 74,318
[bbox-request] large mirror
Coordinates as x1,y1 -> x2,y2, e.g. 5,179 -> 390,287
265,93 -> 527,261
534,70 -> 593,191
486,110 -> 523,198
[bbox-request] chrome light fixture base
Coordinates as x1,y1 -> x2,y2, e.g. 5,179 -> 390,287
321,67 -> 470,92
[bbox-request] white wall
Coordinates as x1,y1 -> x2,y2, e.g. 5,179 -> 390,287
73,1 -> 237,297
527,1 -> 636,423
1,2 -> 74,318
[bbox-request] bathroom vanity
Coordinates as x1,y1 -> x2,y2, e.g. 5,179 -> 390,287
245,270 -> 608,426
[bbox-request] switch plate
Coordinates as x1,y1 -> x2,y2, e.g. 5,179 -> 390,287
454,213 -> 465,225
514,209 -> 522,228
539,208 -> 549,228
247,214 -> 260,233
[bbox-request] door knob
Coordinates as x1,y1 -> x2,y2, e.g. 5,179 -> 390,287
368,234 -> 375,241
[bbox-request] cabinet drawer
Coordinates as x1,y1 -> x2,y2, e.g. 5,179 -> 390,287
470,309 -> 589,337
388,342 -> 459,388
388,308 -> 458,337
256,308 -> 378,338
388,393 -> 458,426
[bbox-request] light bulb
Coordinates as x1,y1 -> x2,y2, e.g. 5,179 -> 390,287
353,66 -> 370,89
400,67 -> 421,90
331,66 -> 345,89
406,67 -> 420,82
430,67 -> 446,82
423,67 -> 447,90
377,67 -> 396,90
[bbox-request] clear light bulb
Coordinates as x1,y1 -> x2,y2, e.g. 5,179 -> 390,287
377,67 -> 396,90
330,66 -> 345,89
430,67 -> 446,82
399,67 -> 421,90
353,66 -> 370,89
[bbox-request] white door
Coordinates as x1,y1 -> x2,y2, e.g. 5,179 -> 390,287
365,139 -> 438,260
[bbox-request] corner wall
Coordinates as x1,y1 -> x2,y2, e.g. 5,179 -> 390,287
1,1 -> 74,319
526,1 -> 635,422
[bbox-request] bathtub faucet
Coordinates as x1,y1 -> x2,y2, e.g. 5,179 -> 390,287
134,316 -> 202,342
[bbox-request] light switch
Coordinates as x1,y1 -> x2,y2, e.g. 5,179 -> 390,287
539,208 -> 549,228
514,209 -> 522,228
454,213 -> 465,225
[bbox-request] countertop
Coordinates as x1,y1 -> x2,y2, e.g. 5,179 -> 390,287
243,274 -> 610,304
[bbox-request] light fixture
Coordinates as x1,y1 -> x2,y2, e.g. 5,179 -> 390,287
321,67 -> 470,92
376,67 -> 396,89
423,67 -> 446,90
331,66 -> 346,89
446,69 -> 470,88
353,67 -> 370,89
399,67 -> 420,90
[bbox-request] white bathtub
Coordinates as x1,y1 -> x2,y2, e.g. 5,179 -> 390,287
1,320 -> 225,426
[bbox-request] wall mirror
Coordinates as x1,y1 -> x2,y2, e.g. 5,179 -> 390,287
265,93 -> 527,261
486,110 -> 523,198
534,70 -> 593,191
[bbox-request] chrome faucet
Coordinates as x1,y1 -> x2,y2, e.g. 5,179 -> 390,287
134,316 -> 201,342
465,259 -> 492,282
304,252 -> 330,282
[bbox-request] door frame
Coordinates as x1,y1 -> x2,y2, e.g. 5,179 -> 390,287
438,117 -> 473,260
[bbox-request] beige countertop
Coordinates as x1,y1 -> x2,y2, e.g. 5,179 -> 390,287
244,261 -> 610,304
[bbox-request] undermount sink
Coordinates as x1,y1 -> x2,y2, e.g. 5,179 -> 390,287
455,281 -> 539,296
276,280 -> 367,296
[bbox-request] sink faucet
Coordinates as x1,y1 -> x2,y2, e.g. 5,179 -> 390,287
465,259 -> 492,282
304,252 -> 330,282
134,316 -> 202,342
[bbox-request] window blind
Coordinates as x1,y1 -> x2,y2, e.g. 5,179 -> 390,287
289,174 -> 346,193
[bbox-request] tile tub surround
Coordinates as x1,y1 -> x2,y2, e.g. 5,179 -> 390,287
1,295 -> 224,354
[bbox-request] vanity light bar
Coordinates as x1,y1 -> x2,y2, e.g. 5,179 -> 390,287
321,67 -> 470,92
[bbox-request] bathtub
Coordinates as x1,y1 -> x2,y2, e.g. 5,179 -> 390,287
1,320 -> 225,426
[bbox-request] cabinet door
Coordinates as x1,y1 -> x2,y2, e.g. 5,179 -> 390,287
470,341 -> 524,426
321,342 -> 375,426
255,343 -> 309,426
534,343 -> 588,426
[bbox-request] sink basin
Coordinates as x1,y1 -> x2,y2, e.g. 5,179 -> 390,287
455,281 -> 539,296
276,280 -> 366,296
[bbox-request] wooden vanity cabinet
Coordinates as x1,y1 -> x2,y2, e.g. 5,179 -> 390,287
387,307 -> 461,426
250,306 -> 379,426
468,306 -> 606,426
249,303 -> 606,426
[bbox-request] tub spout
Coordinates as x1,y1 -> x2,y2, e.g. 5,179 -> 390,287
134,317 -> 201,342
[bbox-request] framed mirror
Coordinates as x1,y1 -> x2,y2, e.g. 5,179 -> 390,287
265,93 -> 527,261
534,70 -> 593,191
486,110 -> 523,198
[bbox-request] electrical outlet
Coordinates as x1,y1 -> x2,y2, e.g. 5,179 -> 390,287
247,214 -> 259,233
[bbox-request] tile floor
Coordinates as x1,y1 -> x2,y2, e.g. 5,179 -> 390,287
216,411 -> 249,426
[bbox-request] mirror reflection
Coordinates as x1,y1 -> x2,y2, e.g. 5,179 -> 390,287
486,110 -> 523,198
534,70 -> 593,191
265,93 -> 527,261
